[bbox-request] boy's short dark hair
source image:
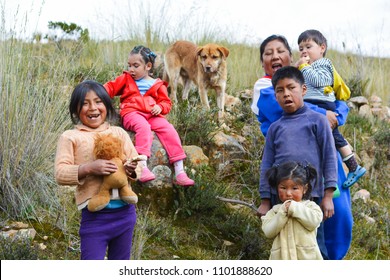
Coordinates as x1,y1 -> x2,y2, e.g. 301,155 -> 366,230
297,29 -> 328,56
271,66 -> 305,88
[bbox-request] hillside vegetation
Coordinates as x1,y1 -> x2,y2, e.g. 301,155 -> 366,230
0,22 -> 389,260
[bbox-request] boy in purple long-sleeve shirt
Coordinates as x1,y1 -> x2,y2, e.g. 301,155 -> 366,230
259,66 -> 337,259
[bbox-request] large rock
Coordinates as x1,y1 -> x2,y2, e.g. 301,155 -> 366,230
183,145 -> 209,166
133,164 -> 175,216
353,189 -> 370,203
209,131 -> 246,174
129,131 -> 207,216
348,95 -> 389,122
358,104 -> 373,119
350,96 -> 369,106
225,94 -> 242,113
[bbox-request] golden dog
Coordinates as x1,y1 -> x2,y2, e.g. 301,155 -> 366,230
163,40 -> 229,119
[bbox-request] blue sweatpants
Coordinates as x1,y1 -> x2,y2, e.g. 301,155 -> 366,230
324,153 -> 353,259
79,204 -> 137,260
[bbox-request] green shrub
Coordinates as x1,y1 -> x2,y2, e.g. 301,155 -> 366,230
0,236 -> 38,260
167,99 -> 218,148
347,75 -> 370,98
349,199 -> 390,259
172,165 -> 227,219
372,123 -> 390,169
215,211 -> 270,260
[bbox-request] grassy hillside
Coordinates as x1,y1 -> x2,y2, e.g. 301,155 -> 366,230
0,27 -> 389,260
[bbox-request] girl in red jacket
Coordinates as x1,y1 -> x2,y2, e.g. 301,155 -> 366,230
104,45 -> 194,186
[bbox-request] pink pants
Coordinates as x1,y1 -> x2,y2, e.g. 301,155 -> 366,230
123,111 -> 186,164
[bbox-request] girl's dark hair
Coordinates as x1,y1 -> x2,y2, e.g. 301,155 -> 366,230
69,80 -> 116,124
130,45 -> 157,70
266,161 -> 317,200
260,34 -> 292,62
297,29 -> 328,56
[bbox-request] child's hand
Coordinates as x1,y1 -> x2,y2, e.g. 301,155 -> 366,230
124,160 -> 137,178
256,199 -> 271,218
284,201 -> 291,212
321,189 -> 335,220
79,159 -> 118,178
151,104 -> 162,115
124,155 -> 146,178
295,55 -> 310,67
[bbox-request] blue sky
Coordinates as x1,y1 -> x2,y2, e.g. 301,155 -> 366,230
2,0 -> 390,57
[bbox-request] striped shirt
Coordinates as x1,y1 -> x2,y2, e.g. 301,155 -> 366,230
301,57 -> 336,102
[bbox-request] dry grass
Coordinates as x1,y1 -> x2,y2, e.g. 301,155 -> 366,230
0,1 -> 389,260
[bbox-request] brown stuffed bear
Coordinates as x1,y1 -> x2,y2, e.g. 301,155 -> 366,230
87,133 -> 138,212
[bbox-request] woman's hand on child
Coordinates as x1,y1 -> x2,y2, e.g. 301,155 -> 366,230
150,105 -> 162,115
326,110 -> 339,129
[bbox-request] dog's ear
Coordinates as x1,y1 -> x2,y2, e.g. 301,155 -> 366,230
196,47 -> 204,56
218,46 -> 229,58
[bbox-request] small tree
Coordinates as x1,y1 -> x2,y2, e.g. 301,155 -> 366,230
45,21 -> 89,43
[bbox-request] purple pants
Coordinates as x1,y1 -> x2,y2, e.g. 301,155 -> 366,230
123,111 -> 186,164
79,204 -> 136,260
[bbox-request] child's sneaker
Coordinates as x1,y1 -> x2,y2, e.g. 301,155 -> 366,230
342,165 -> 366,188
173,172 -> 195,187
139,167 -> 155,183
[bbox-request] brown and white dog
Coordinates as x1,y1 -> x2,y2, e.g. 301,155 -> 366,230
163,40 -> 229,119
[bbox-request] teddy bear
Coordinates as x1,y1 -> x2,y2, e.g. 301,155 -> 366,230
87,133 -> 138,212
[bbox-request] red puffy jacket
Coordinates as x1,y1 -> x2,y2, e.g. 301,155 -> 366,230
104,72 -> 171,118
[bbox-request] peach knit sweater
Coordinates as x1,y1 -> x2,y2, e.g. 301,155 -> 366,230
55,122 -> 140,209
